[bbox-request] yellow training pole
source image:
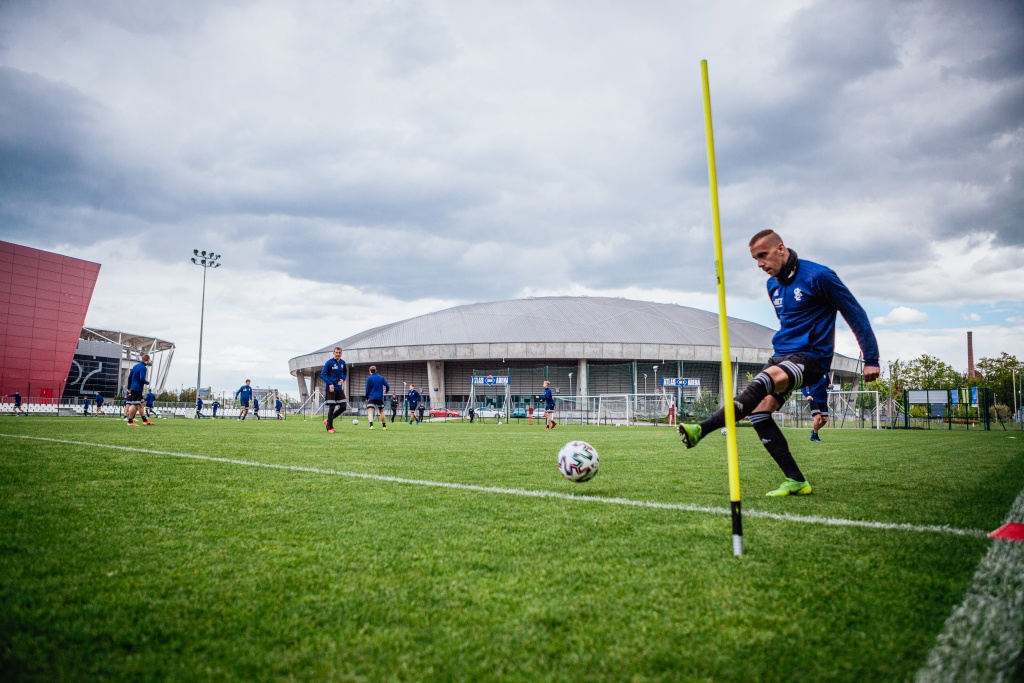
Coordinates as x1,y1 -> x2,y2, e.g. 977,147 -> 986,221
701,60 -> 743,557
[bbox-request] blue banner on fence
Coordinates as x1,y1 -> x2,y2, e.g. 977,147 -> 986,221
471,375 -> 509,386
662,378 -> 701,387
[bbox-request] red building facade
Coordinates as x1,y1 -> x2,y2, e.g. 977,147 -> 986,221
0,241 -> 101,403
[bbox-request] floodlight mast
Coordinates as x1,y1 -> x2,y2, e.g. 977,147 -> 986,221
702,59 -> 743,558
190,250 -> 222,408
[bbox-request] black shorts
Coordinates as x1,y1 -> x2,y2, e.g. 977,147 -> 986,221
810,401 -> 829,416
325,386 -> 347,405
241,401 -> 249,408
369,398 -> 384,408
764,353 -> 826,408
126,390 -> 143,405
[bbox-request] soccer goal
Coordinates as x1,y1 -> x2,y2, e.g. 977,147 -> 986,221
597,394 -> 633,426
828,390 -> 881,430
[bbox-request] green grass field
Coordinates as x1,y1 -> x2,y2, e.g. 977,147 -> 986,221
2,416 -> 1022,681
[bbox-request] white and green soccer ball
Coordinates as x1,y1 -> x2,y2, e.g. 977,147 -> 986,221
352,419 -> 359,425
557,440 -> 600,483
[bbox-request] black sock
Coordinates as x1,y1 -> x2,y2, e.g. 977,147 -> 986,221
749,412 -> 804,481
699,372 -> 777,434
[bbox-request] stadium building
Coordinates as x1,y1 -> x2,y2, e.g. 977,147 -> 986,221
289,297 -> 865,411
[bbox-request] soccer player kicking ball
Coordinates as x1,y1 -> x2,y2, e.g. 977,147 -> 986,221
802,377 -> 830,442
678,230 -> 880,497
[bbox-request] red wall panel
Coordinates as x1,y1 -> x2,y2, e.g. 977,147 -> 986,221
0,241 -> 100,401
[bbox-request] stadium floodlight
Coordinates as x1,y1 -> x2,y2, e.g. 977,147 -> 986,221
653,366 -> 659,393
190,249 -> 222,408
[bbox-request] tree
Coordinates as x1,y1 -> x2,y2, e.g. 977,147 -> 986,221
901,354 -> 963,390
976,353 -> 1023,407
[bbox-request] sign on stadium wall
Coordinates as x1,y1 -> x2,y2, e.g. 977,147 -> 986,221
471,375 -> 510,385
662,378 -> 701,387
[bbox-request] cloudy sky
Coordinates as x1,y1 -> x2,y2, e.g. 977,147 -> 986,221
2,0 -> 1022,395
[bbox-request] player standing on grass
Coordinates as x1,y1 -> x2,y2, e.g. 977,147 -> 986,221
125,354 -> 154,426
144,390 -> 156,419
389,394 -> 399,423
275,395 -> 283,420
321,347 -> 347,433
365,366 -> 390,430
801,377 -> 830,442
252,398 -> 261,420
678,230 -> 880,496
235,380 -> 252,420
7,392 -> 26,416
407,385 -> 421,425
94,391 -> 105,417
212,400 -> 220,418
540,381 -> 557,430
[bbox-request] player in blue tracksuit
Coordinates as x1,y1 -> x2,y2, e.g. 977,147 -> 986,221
407,385 -> 421,424
196,397 -> 205,418
7,392 -> 26,416
235,380 -> 253,420
801,376 -> 831,442
365,366 -> 390,430
321,347 -> 347,432
679,230 -> 879,497
94,392 -> 105,416
212,400 -> 220,418
252,398 -> 261,420
124,354 -> 153,426
145,391 -> 156,418
275,397 -> 283,420
539,381 -> 557,430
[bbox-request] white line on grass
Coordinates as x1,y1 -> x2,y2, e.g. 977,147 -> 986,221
916,487 -> 1024,682
3,434 -> 990,539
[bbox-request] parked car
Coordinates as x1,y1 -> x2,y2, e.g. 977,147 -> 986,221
471,407 -> 505,419
429,408 -> 460,418
510,408 -> 528,418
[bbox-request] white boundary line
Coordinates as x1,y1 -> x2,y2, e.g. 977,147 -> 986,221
2,434 -> 990,539
916,487 -> 1024,682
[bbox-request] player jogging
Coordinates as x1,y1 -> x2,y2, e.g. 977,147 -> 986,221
801,376 -> 830,442
144,390 -> 156,419
94,392 -> 105,417
212,400 -> 220,418
407,385 -> 421,425
252,398 -> 261,420
365,366 -> 390,430
678,230 -> 880,497
540,381 -> 557,430
235,380 -> 253,420
275,396 -> 283,420
321,347 -> 347,433
125,354 -> 154,426
196,396 -> 205,419
7,392 -> 26,416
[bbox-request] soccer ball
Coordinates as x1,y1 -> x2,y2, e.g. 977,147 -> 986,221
721,428 -> 728,436
557,440 -> 600,483
352,419 -> 359,425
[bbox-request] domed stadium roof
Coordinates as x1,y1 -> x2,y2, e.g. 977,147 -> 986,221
322,296 -> 774,351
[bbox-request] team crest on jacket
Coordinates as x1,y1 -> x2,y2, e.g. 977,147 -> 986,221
794,288 -> 803,301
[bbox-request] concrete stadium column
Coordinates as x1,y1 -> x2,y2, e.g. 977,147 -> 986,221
577,359 -> 588,397
426,361 -> 445,408
295,373 -> 309,400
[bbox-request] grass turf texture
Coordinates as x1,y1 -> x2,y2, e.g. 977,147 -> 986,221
1,418 -> 1022,681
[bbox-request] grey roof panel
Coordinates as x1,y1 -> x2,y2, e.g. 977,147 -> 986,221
304,296 -> 776,354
